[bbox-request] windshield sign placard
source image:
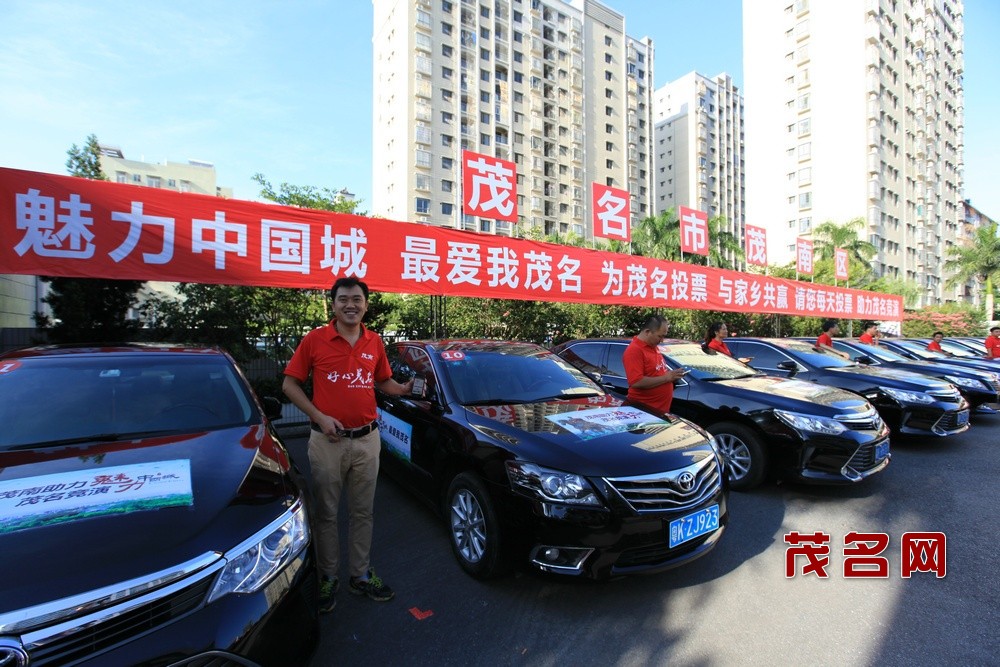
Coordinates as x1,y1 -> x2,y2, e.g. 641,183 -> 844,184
0,459 -> 194,535
547,406 -> 666,440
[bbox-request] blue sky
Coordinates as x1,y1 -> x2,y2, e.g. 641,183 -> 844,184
1,0 -> 996,217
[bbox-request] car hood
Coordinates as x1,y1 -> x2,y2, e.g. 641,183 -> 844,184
463,399 -> 716,478
823,364 -> 953,390
879,359 -> 993,380
0,425 -> 294,614
711,376 -> 869,413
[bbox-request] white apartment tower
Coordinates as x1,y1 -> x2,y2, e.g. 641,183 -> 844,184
372,0 -> 655,239
653,72 -> 746,264
744,0 -> 964,306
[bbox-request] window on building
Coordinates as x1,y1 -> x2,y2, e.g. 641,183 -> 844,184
116,172 -> 127,183
605,70 -> 613,81
442,179 -> 453,192
442,156 -> 454,169
604,35 -> 612,46
147,176 -> 161,188
442,66 -> 453,79
416,198 -> 431,214
799,192 -> 812,208
442,202 -> 454,214
416,174 -> 431,190
442,22 -> 453,35
605,53 -> 612,63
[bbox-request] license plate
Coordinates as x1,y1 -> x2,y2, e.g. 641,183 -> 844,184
875,440 -> 890,461
669,504 -> 720,548
956,410 -> 969,426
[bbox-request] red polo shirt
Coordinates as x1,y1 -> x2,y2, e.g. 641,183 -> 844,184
623,336 -> 673,414
707,339 -> 733,356
986,335 -> 1000,359
284,321 -> 392,428
817,332 -> 833,348
859,333 -> 875,344
927,340 -> 943,352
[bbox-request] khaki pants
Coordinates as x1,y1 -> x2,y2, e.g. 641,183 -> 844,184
307,427 -> 380,579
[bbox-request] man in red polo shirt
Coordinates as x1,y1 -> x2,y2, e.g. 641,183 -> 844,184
927,331 -> 945,352
986,327 -> 1000,359
816,318 -> 848,358
623,314 -> 687,414
283,277 -> 413,612
859,321 -> 879,345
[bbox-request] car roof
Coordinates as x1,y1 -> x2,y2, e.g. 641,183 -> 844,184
0,343 -> 226,360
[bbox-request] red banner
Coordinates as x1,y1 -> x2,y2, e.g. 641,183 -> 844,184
0,167 -> 903,319
745,224 -> 767,267
591,183 -> 630,241
461,150 -> 517,223
835,248 -> 849,281
678,206 -> 709,256
796,238 -> 814,276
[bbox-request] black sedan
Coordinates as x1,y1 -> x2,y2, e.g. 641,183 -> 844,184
552,339 -> 890,490
817,338 -> 1000,410
879,338 -> 1000,375
0,344 -> 318,667
375,340 -> 728,580
725,338 -> 970,437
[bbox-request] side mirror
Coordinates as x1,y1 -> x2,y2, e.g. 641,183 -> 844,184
262,396 -> 283,420
776,360 -> 799,377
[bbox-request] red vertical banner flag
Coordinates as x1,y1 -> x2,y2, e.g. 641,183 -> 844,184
591,183 -> 630,242
462,149 -> 518,223
796,238 -> 814,276
745,224 -> 768,267
835,248 -> 849,281
679,206 -> 709,256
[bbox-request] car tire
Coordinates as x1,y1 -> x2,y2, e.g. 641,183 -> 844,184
445,472 -> 507,579
707,422 -> 767,491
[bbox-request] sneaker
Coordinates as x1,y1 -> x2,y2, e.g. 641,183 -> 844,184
349,569 -> 394,602
318,575 -> 339,613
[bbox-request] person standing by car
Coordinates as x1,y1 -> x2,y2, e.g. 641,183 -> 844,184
283,277 -> 413,611
704,322 -> 752,364
986,327 -> 1000,359
817,319 -> 849,358
859,321 -> 879,345
927,331 -> 946,353
623,314 -> 687,414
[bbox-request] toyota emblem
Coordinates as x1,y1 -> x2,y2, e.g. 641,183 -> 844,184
0,638 -> 29,667
677,471 -> 696,491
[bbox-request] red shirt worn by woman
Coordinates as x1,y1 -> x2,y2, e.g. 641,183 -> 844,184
707,338 -> 733,356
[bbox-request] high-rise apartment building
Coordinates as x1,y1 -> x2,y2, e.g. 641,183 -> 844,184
372,0 -> 654,239
652,71 -> 746,265
98,145 -> 233,198
744,0 -> 964,306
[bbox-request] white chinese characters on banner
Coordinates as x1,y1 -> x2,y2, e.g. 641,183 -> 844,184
678,206 -> 709,256
796,238 -> 814,275
462,150 -> 518,223
745,224 -> 768,267
835,248 -> 849,281
15,189 -> 95,259
591,183 -> 630,241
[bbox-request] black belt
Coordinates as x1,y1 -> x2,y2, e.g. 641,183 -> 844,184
311,421 -> 378,438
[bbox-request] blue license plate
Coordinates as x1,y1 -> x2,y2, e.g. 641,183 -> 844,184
956,410 -> 969,426
669,504 -> 720,548
875,440 -> 890,461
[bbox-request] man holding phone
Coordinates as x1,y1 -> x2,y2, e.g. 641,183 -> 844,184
622,314 -> 687,414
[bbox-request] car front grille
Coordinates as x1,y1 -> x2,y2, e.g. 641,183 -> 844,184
605,455 -> 721,513
927,387 -> 962,403
844,442 -> 887,473
932,410 -> 969,435
26,576 -> 215,666
836,406 -> 882,431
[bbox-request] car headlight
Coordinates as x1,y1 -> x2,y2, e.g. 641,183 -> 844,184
882,387 -> 935,404
506,461 -> 601,506
208,501 -> 310,602
944,375 -> 983,389
774,409 -> 847,435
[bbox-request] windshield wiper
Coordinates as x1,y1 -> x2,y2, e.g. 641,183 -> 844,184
6,430 -> 182,451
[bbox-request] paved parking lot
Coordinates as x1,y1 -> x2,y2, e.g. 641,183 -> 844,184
286,412 -> 1000,667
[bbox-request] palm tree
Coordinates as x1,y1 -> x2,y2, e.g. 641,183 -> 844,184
811,217 -> 877,268
943,222 -> 1000,323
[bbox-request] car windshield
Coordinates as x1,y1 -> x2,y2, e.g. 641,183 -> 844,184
778,340 -> 856,368
438,347 -> 603,405
658,343 -> 757,380
852,342 -> 909,362
890,340 -> 943,360
0,355 -> 257,449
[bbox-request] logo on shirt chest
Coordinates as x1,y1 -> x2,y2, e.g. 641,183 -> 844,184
325,369 -> 374,388
361,352 -> 375,361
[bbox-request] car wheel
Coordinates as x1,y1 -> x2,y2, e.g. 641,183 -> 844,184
445,472 -> 507,578
707,422 -> 767,491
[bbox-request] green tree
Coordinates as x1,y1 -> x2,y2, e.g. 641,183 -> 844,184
252,173 -> 362,214
811,217 -> 876,268
943,222 -> 1000,323
65,133 -> 108,181
631,209 -> 743,268
35,135 -> 144,343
